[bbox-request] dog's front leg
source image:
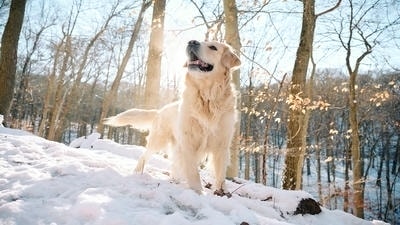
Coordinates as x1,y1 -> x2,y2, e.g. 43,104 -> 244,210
178,118 -> 204,193
178,140 -> 203,193
209,114 -> 235,195
211,147 -> 229,192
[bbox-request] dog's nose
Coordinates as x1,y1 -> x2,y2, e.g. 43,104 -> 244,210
188,40 -> 200,46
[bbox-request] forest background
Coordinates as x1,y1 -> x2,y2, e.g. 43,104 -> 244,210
0,0 -> 399,224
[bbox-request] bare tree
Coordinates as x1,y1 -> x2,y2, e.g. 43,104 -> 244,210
46,0 -> 81,141
282,0 -> 341,190
11,1 -> 55,129
98,0 -> 151,135
0,0 -> 26,124
335,0 -> 400,218
54,1 -> 128,139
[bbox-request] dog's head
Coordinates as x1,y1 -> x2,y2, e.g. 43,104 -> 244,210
185,40 -> 240,78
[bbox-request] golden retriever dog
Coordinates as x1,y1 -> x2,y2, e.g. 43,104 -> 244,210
104,40 -> 241,194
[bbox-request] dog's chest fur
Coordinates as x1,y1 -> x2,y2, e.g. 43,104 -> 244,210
182,76 -> 236,129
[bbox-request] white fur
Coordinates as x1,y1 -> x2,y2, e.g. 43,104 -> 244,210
104,41 -> 240,193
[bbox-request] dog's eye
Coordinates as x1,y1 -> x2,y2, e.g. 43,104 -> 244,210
208,45 -> 217,51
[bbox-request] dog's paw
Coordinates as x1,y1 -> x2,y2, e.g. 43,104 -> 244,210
134,159 -> 146,174
133,165 -> 144,174
213,189 -> 232,198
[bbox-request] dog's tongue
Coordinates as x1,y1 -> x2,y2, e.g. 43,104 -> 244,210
191,59 -> 208,67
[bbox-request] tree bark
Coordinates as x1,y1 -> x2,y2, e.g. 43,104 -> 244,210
282,0 -> 315,190
0,0 -> 26,123
281,0 -> 342,191
244,87 -> 253,180
223,0 -> 241,179
344,145 -> 351,212
348,70 -> 364,218
383,129 -> 393,220
143,0 -> 165,108
392,136 -> 400,175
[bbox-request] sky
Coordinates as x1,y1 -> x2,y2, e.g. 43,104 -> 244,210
5,0 -> 397,89
0,125 -> 391,225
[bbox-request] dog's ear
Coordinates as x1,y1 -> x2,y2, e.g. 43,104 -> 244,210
222,48 -> 241,70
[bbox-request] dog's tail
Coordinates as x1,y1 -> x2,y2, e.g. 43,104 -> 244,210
103,108 -> 158,130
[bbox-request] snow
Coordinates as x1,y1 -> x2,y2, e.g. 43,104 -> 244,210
0,127 -> 389,225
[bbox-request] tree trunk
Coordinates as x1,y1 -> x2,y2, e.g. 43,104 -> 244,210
37,42 -> 62,137
383,128 -> 393,221
254,152 -> 260,183
376,137 -> 384,187
341,0 -> 376,218
143,0 -> 165,108
348,70 -> 364,218
316,143 -> 322,202
345,34 -> 371,220
47,36 -> 72,141
392,135 -> 400,175
262,125 -> 269,185
344,145 -> 351,212
244,86 -> 253,180
282,0 -> 315,190
0,0 -> 26,123
223,0 -> 241,179
46,0 -> 82,141
244,150 -> 250,180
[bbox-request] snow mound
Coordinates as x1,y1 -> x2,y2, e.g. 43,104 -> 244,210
69,132 -> 101,149
0,127 -> 388,225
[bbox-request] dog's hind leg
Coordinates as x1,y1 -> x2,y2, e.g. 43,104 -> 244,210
134,123 -> 171,174
134,149 -> 153,173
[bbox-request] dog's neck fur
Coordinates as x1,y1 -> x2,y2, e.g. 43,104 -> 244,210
182,70 -> 236,124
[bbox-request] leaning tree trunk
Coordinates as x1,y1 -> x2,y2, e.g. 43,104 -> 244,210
0,0 -> 26,123
223,0 -> 241,179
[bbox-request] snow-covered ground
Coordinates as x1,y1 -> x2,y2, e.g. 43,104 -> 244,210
0,127 -> 389,225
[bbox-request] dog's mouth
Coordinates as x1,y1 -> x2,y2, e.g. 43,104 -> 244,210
187,51 -> 214,72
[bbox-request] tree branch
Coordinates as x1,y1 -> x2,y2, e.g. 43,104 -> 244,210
316,0 -> 342,18
189,0 -> 211,29
239,1 -> 271,30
